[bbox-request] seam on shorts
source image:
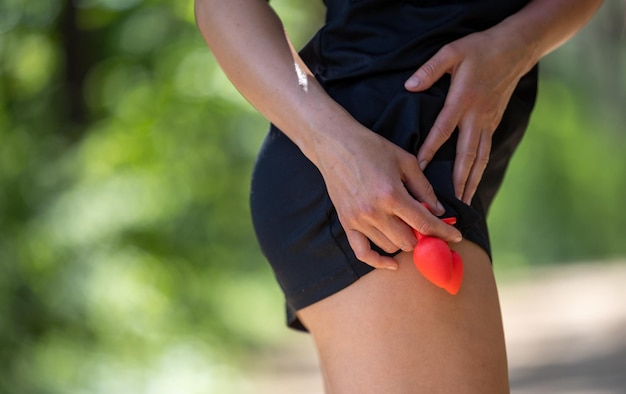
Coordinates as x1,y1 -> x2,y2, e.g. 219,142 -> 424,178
281,197 -> 364,311
324,196 -> 366,272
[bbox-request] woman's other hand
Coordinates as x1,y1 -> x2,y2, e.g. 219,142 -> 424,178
403,0 -> 604,205
404,30 -> 534,205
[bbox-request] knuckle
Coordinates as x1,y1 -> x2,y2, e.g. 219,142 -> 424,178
355,201 -> 376,219
488,116 -> 500,129
399,152 -> 419,169
380,243 -> 399,254
420,145 -> 438,161
361,205 -> 377,219
439,44 -> 458,61
397,242 -> 414,252
432,120 -> 456,140
377,186 -> 397,205
421,181 -> 436,200
476,154 -> 490,168
353,248 -> 368,261
415,221 -> 435,236
338,209 -> 357,227
420,61 -> 439,79
459,150 -> 478,163
460,90 -> 479,104
354,249 -> 380,267
445,91 -> 468,107
399,233 -> 418,250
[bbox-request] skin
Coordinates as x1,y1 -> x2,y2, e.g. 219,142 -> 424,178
405,1 -> 605,205
195,0 -> 603,391
195,0 -> 603,270
195,0 -> 459,271
299,242 -> 508,394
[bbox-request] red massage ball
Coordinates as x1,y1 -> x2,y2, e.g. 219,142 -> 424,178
412,211 -> 464,295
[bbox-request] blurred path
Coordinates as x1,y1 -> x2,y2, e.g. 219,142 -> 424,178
503,262 -> 626,393
246,261 -> 626,393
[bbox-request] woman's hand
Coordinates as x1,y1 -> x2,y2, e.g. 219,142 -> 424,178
404,0 -> 605,204
404,29 -> 535,204
195,0 -> 461,271
312,124 -> 463,271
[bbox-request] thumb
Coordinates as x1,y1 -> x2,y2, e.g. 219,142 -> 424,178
404,47 -> 455,92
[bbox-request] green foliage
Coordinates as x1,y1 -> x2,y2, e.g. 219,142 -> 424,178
0,0 -> 623,391
488,1 -> 626,268
489,78 -> 626,266
0,0 -> 324,392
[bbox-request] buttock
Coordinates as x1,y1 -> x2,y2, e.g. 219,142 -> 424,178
250,125 -> 369,331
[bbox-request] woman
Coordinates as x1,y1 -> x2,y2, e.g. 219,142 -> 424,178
195,0 -> 603,392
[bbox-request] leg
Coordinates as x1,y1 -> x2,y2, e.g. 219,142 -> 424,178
297,240 -> 509,394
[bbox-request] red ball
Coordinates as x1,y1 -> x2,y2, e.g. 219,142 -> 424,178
412,229 -> 463,295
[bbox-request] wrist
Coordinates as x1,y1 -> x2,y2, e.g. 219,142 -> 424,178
290,85 -> 365,168
482,21 -> 541,77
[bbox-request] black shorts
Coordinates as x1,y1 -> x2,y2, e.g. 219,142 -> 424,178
250,0 -> 537,331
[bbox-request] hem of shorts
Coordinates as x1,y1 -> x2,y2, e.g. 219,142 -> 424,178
284,221 -> 491,332
285,260 -> 375,332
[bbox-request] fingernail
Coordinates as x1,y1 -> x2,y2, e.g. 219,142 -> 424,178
436,201 -> 445,214
419,160 -> 428,171
455,188 -> 464,201
387,264 -> 398,271
463,191 -> 474,205
405,76 -> 420,89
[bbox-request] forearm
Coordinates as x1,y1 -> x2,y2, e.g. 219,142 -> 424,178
494,0 -> 604,69
194,0 -> 356,166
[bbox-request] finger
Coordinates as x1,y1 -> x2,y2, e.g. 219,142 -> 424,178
350,204 -> 418,253
417,101 -> 463,171
452,119 -> 481,200
404,45 -> 457,92
345,229 -> 399,270
461,131 -> 492,205
363,225 -> 405,254
371,215 -> 418,252
399,154 -> 446,216
394,199 -> 462,244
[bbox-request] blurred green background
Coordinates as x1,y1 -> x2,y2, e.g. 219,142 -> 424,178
0,0 -> 623,392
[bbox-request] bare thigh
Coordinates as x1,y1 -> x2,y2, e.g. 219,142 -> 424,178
297,240 -> 509,394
